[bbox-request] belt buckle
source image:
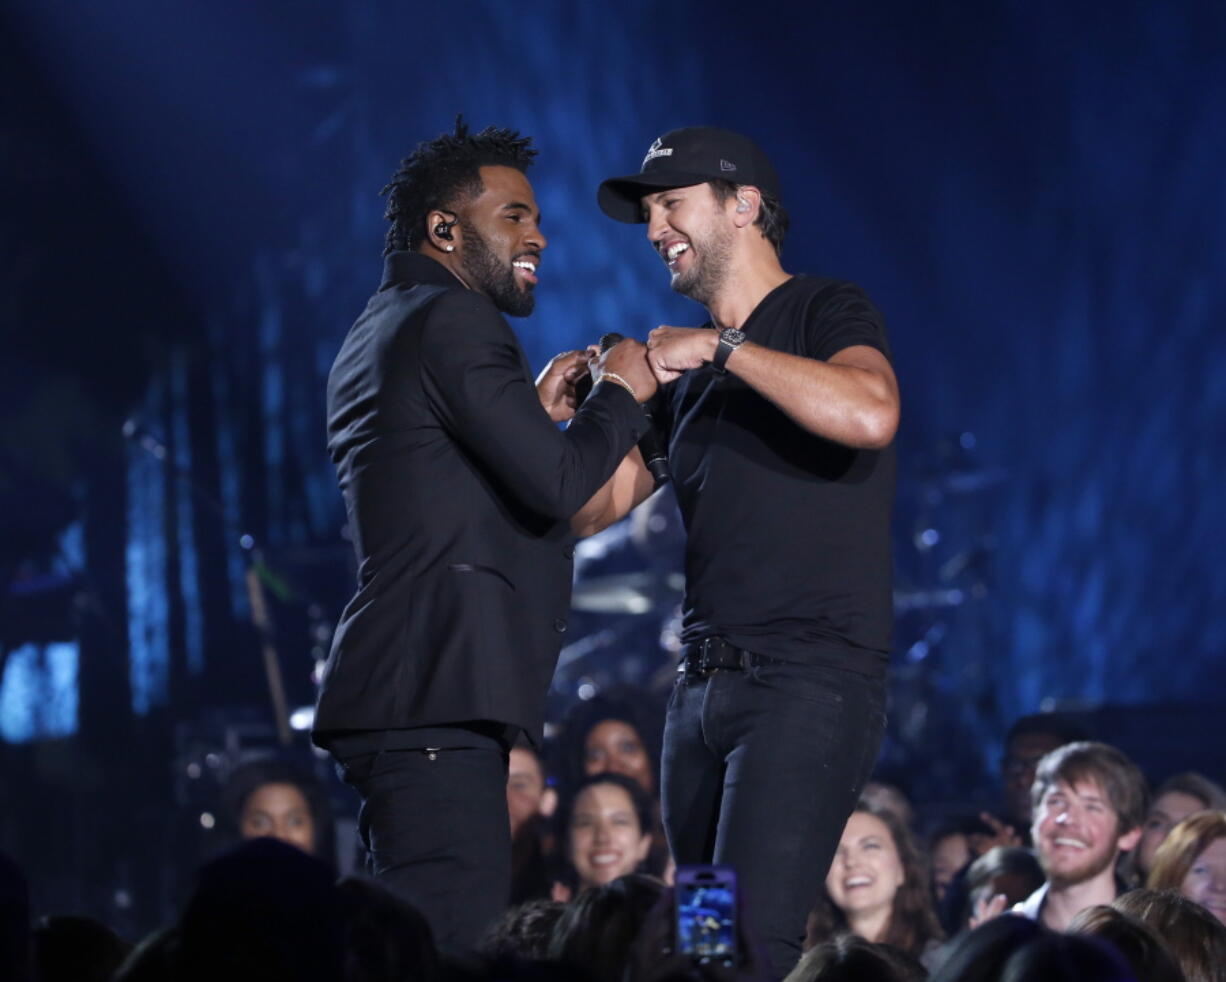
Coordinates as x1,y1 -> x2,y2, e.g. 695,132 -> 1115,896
700,636 -> 735,675
678,638 -> 713,678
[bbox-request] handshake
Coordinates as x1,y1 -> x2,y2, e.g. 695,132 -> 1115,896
536,326 -> 720,422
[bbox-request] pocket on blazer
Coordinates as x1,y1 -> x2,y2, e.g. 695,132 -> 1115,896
446,562 -> 516,591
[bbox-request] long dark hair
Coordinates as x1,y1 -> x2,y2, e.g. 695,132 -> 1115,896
807,800 -> 943,956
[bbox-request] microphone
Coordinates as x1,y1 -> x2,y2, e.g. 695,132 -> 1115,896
573,331 -> 626,403
576,332 -> 670,487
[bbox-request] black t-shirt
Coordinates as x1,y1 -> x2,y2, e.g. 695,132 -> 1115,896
656,274 -> 895,674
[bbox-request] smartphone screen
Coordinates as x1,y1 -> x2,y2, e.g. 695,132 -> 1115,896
675,865 -> 737,962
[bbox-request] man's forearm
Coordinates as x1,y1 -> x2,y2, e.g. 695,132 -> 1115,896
570,449 -> 655,538
724,342 -> 899,449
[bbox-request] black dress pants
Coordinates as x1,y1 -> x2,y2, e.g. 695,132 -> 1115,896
336,738 -> 511,956
661,656 -> 887,980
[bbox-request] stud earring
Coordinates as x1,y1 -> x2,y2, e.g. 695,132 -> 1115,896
445,245 -> 454,252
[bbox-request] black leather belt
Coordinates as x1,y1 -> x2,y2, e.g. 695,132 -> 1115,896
679,636 -> 787,677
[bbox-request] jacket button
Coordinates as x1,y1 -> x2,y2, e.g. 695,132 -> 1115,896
553,618 -> 567,633
563,545 -> 575,560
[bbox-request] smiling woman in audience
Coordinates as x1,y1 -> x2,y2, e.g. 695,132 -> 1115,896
806,799 -> 943,959
555,772 -> 655,899
1147,809 -> 1226,925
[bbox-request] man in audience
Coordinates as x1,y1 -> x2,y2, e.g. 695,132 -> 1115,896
1010,741 -> 1148,930
996,713 -> 1089,845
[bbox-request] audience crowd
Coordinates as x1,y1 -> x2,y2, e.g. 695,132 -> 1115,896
5,700 -> 1226,981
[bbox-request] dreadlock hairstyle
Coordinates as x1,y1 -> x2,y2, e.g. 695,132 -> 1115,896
380,115 -> 537,256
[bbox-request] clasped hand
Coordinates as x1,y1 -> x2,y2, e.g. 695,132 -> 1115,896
645,326 -> 718,383
535,338 -> 659,422
537,325 -> 717,420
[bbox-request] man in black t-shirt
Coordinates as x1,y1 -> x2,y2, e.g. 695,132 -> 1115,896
578,127 -> 899,977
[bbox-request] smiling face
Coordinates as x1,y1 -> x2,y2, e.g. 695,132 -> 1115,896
240,782 -> 316,855
455,165 -> 545,317
583,719 -> 653,792
1031,778 -> 1139,888
1180,836 -> 1226,925
641,183 -> 735,306
568,781 -> 652,890
1137,791 -> 1207,877
825,811 -> 905,927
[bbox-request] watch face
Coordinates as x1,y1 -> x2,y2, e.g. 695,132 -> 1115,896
721,328 -> 746,346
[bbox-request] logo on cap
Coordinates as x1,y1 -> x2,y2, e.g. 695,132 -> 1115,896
720,159 -> 737,172
642,137 -> 674,168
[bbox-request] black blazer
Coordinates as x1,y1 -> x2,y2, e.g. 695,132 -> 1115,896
313,252 -> 646,746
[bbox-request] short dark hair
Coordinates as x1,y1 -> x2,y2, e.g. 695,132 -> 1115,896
1029,741 -> 1149,834
708,178 -> 789,254
480,899 -> 566,961
1004,712 -> 1089,749
381,116 -> 537,255
547,875 -> 665,982
998,932 -> 1134,982
789,934 -> 927,982
925,915 -> 1044,982
965,846 -> 1045,896
335,876 -> 438,981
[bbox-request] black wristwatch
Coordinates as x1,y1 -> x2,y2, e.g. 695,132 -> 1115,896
712,327 -> 747,374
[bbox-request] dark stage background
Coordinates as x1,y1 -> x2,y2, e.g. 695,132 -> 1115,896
1,0 -> 1223,934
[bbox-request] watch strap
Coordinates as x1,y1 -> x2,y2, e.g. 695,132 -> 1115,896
712,328 -> 745,373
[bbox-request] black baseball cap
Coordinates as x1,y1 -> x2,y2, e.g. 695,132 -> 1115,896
598,126 -> 781,224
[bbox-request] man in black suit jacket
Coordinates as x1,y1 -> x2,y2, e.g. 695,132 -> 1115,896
312,120 -> 656,953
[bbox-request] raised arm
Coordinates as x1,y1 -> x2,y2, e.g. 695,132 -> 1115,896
645,331 -> 899,450
419,291 -> 655,520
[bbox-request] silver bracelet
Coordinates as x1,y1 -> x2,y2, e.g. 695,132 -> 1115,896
599,371 -> 637,402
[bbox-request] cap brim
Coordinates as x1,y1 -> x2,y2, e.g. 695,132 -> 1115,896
597,171 -> 720,223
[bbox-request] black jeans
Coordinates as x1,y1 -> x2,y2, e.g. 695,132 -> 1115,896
335,740 -> 511,956
660,656 -> 887,979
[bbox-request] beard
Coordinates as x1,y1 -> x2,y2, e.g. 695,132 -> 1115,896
1039,838 -> 1119,889
459,220 -> 535,317
670,221 -> 733,307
